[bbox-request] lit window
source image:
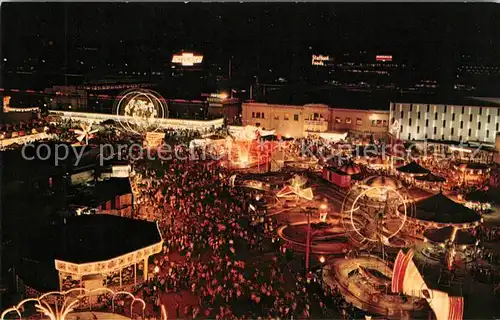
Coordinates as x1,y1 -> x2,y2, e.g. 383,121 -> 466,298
346,117 -> 352,124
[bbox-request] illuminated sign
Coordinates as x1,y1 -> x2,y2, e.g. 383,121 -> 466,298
172,52 -> 204,66
312,54 -> 331,66
112,165 -> 131,178
376,55 -> 393,62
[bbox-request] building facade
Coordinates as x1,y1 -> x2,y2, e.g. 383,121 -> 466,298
241,102 -> 389,139
390,101 -> 500,145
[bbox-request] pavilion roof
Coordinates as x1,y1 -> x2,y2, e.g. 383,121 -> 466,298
423,226 -> 476,246
46,215 -> 162,264
465,187 -> 500,204
396,161 -> 430,175
409,193 -> 481,224
415,173 -> 446,183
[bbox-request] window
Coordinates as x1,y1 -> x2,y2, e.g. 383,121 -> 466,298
460,121 -> 463,129
409,119 -> 412,126
462,106 -> 465,114
408,133 -> 411,140
451,128 -> 454,135
443,120 -> 446,127
488,115 -> 491,123
417,126 -> 420,134
497,123 -> 499,131
444,105 -> 447,113
459,135 -> 462,141
262,112 -> 265,119
400,111 -> 404,118
479,107 -> 482,115
255,122 -> 261,127
487,130 -> 490,138
372,120 -> 377,127
383,120 -> 387,126
418,112 -> 421,120
400,125 -> 403,133
284,114 -> 290,120
274,114 -> 279,120
441,134 -> 445,140
294,114 -> 299,121
478,122 -> 481,130
426,119 -> 429,127
335,117 -> 341,123
410,104 -> 413,112
468,128 -> 472,136
313,112 -> 319,119
356,118 -> 362,126
256,112 -> 261,119
346,117 -> 352,124
425,133 -> 428,139
427,105 -> 430,112
434,127 -> 437,134
252,112 -> 255,118
470,114 -> 473,122
452,113 -> 455,121
498,108 -> 500,116
434,113 -> 438,120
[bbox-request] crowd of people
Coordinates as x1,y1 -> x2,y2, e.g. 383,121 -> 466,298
128,145 -> 346,319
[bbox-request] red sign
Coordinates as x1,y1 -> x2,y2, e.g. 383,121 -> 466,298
376,55 -> 393,62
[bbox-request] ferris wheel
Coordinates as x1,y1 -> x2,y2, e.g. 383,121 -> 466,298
341,175 -> 415,251
113,88 -> 168,135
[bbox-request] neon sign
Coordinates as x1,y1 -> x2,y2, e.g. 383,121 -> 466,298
312,54 -> 330,66
172,52 -> 204,66
376,55 -> 393,62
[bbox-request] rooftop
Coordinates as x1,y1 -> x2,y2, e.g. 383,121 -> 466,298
23,215 -> 162,265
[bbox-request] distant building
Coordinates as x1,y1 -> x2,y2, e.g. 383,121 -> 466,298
389,97 -> 500,145
242,102 -> 389,139
44,86 -> 88,110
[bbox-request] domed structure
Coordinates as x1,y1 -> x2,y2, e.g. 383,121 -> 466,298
363,175 -> 403,190
339,163 -> 361,175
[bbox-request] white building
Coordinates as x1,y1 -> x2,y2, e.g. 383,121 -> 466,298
389,98 -> 500,145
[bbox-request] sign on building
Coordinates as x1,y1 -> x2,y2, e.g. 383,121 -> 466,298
172,52 -> 204,66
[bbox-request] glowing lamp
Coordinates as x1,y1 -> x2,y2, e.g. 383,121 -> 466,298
319,256 -> 326,264
154,266 -> 160,274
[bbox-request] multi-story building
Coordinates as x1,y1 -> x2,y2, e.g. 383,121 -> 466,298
242,102 -> 389,139
389,97 -> 500,145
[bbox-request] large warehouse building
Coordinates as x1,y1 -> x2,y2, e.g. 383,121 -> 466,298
389,97 -> 500,145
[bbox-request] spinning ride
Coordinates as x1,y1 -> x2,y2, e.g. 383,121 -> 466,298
113,89 -> 168,135
341,176 -> 414,249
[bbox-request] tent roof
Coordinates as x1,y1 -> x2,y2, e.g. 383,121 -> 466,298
415,173 -> 446,183
396,161 -> 430,175
407,193 -> 481,224
465,187 -> 500,204
423,226 -> 476,246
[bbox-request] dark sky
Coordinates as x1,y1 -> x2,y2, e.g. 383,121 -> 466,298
2,3 -> 500,76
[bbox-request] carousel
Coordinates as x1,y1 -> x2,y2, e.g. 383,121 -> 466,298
17,215 -> 163,295
421,226 -> 477,266
453,162 -> 491,186
395,161 -> 431,183
414,173 -> 446,193
401,192 -> 482,236
464,187 -> 500,213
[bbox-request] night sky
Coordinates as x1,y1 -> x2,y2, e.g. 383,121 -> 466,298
2,3 -> 500,82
